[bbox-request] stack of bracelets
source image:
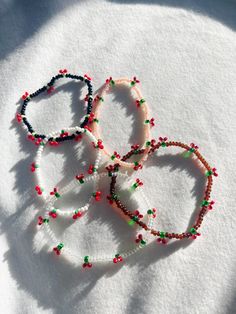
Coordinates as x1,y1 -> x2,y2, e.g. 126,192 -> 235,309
16,69 -> 218,269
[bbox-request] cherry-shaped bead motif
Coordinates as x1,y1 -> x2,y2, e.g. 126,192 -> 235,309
157,232 -> 168,245
111,151 -> 121,160
190,228 -> 201,240
30,162 -> 39,172
72,210 -> 82,220
93,191 -> 102,201
59,69 -> 67,75
135,234 -> 146,246
158,137 -> 168,147
131,178 -> 143,190
83,256 -> 92,268
37,216 -> 49,225
53,243 -> 64,255
49,209 -> 57,219
106,77 -> 115,86
21,92 -> 29,100
113,254 -> 123,264
50,188 -> 61,198
128,210 -> 144,226
84,74 -> 92,81
144,118 -> 155,127
135,98 -> 145,108
75,174 -> 85,184
205,167 -> 218,177
88,164 -> 97,174
35,185 -> 43,195
130,76 -> 140,86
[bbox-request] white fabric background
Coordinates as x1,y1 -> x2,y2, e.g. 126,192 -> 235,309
0,0 -> 236,313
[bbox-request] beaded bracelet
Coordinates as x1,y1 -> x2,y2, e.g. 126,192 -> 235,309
33,126 -> 102,201
109,138 -> 218,244
36,172 -> 156,267
16,70 -> 94,144
91,77 -> 154,169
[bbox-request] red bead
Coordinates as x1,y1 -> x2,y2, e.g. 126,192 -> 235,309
113,258 -> 118,263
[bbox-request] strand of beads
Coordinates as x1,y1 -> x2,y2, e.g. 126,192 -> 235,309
16,70 -> 94,144
33,126 -> 102,201
90,77 -> 155,169
109,139 -> 218,244
36,171 -> 156,267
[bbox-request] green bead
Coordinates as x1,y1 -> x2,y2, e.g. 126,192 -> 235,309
128,220 -> 135,226
201,200 -> 209,206
58,243 -> 64,250
43,218 -> 49,223
159,232 -> 165,239
130,81 -> 135,86
134,161 -> 139,166
110,80 -> 115,86
147,209 -> 153,215
140,239 -> 146,245
99,97 -> 104,102
144,119 -> 150,124
189,148 -> 195,153
93,118 -> 99,123
84,256 -> 89,262
111,155 -> 115,160
190,228 -> 197,234
55,192 -> 61,198
115,254 -> 120,258
205,170 -> 212,177
146,141 -> 151,147
140,99 -> 145,104
161,142 -> 166,147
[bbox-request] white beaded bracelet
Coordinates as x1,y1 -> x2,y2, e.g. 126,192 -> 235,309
36,171 -> 156,267
32,126 -> 102,202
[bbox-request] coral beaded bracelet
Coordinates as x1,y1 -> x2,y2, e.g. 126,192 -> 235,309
33,126 -> 102,200
91,77 -> 154,169
16,70 -> 93,144
36,172 -> 156,267
109,138 -> 218,244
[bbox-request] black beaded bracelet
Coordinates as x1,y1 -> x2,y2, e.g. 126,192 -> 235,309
16,70 -> 94,144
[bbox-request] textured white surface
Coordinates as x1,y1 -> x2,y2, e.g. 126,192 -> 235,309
0,0 -> 236,313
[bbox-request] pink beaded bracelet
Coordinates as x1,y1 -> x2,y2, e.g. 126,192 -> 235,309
91,77 -> 154,169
